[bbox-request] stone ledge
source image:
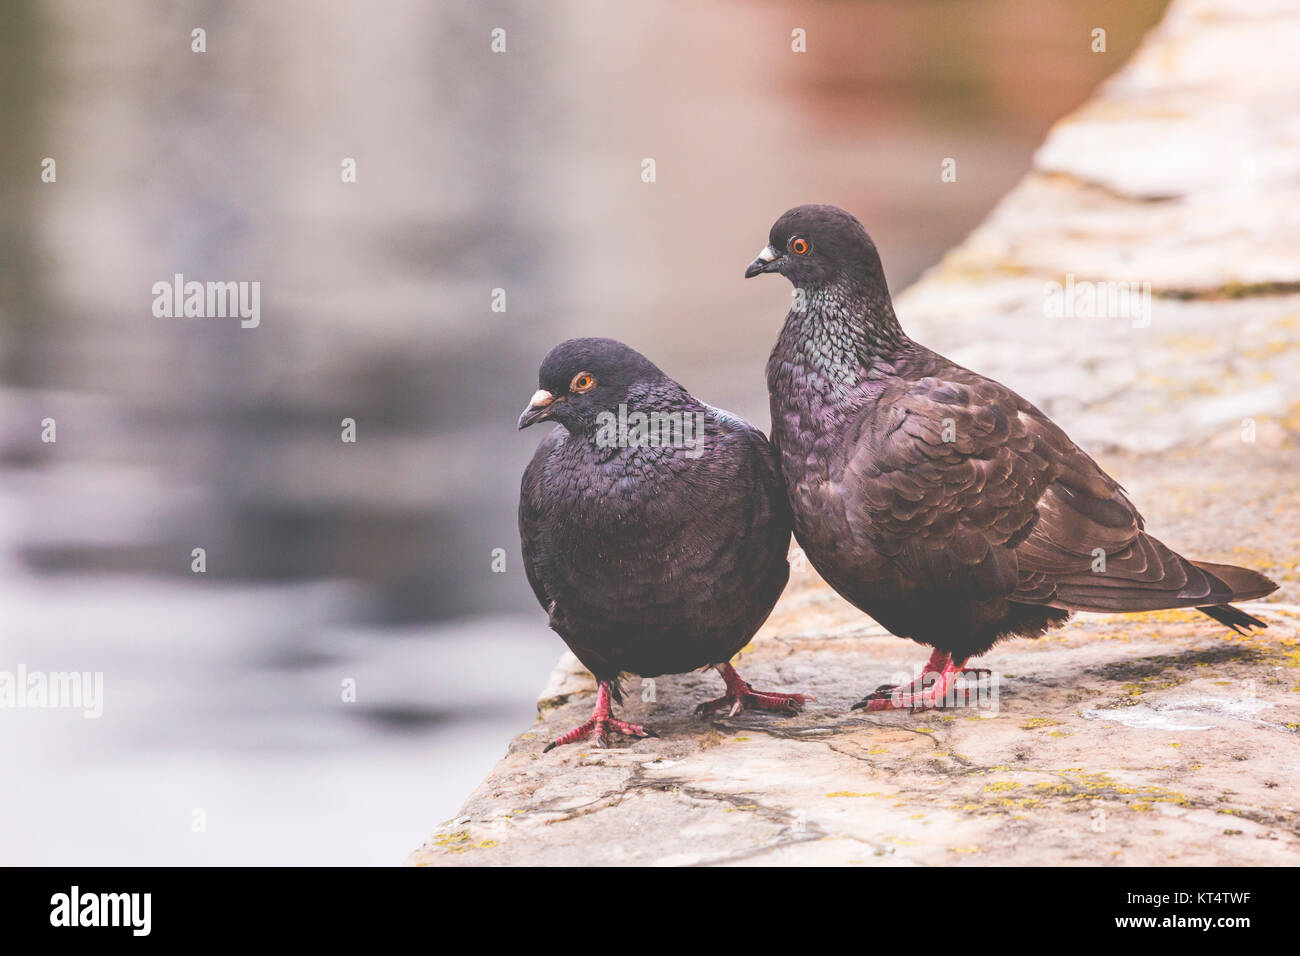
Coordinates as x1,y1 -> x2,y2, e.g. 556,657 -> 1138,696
410,0 -> 1300,866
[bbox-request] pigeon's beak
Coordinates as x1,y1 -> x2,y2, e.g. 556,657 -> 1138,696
744,244 -> 781,278
517,389 -> 557,430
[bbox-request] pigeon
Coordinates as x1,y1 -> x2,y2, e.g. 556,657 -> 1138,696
746,204 -> 1279,711
517,337 -> 810,750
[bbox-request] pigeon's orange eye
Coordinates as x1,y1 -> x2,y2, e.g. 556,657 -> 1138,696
790,237 -> 810,255
571,372 -> 596,393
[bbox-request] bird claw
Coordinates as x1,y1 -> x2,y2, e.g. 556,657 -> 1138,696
543,716 -> 656,753
853,679 -> 925,709
852,665 -> 994,712
696,689 -> 815,718
858,682 -> 903,703
851,690 -> 945,712
853,660 -> 993,712
542,680 -> 658,752
695,696 -> 745,718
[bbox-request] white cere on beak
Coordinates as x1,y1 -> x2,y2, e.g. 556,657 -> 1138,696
529,389 -> 554,408
755,244 -> 778,263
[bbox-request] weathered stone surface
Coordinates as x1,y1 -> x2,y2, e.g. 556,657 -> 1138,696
410,0 -> 1300,866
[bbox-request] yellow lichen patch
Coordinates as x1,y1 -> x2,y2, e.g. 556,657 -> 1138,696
1057,769 -> 1192,808
827,791 -> 884,798
1126,608 -> 1202,626
1032,782 -> 1075,796
430,830 -> 478,854
983,781 -> 1022,793
865,746 -> 888,754
1161,334 -> 1220,357
1091,629 -> 1134,643
1275,640 -> 1300,669
950,845 -> 980,854
1223,631 -> 1300,669
723,804 -> 757,812
988,796 -> 1043,810
1022,717 -> 1057,729
1229,545 -> 1279,572
884,835 -> 922,846
1047,730 -> 1070,737
1116,674 -> 1188,706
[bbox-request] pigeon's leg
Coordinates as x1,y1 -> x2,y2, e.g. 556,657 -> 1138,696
859,648 -> 950,703
695,662 -> 814,718
852,653 -> 990,712
543,680 -> 657,752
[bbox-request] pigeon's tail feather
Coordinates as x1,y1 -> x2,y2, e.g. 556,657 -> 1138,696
1188,560 -> 1277,602
1197,603 -> 1268,634
1032,534 -> 1278,630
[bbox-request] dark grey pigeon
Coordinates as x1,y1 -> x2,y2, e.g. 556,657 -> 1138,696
517,337 -> 810,750
746,204 -> 1278,711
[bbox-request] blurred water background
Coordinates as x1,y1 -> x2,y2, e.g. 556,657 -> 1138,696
0,0 -> 1165,864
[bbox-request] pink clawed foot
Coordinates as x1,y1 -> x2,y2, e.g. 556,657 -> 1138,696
695,662 -> 815,718
852,649 -> 989,712
543,680 -> 657,752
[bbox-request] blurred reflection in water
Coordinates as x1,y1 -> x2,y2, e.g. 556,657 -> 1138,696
0,0 -> 1165,862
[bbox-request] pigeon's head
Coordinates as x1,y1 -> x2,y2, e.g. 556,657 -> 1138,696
518,337 -> 665,433
745,204 -> 885,289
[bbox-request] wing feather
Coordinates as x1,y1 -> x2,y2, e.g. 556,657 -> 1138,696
837,355 -> 1240,613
